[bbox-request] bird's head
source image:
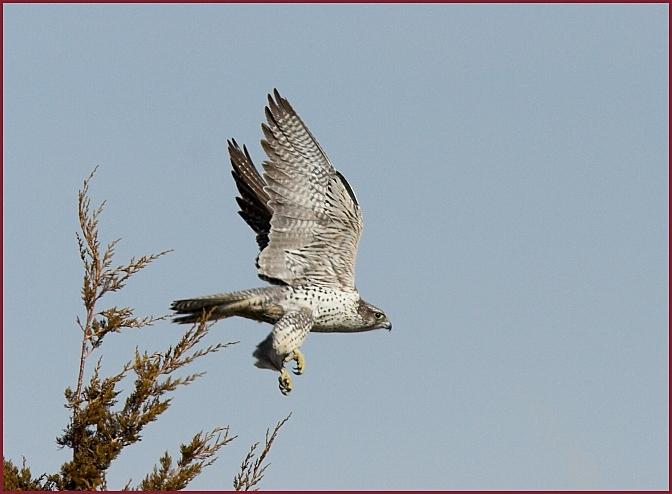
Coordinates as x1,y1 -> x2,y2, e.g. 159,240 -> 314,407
357,299 -> 392,331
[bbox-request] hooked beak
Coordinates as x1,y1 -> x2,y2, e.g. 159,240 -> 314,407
384,321 -> 392,331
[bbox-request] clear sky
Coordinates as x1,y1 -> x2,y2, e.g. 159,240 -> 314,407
3,4 -> 668,490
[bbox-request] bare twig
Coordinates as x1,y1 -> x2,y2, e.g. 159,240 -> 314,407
233,413 -> 292,491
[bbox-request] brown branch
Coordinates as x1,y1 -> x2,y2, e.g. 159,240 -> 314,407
233,413 -> 292,491
137,427 -> 236,490
72,168 -> 170,406
74,327 -> 90,407
7,168 -> 267,490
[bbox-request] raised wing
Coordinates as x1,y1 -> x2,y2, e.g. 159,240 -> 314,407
255,89 -> 363,290
229,139 -> 272,252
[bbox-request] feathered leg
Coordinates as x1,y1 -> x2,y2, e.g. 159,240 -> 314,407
253,308 -> 313,395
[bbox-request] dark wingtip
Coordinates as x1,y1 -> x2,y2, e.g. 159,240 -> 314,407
264,106 -> 274,123
243,144 -> 252,162
261,122 -> 275,142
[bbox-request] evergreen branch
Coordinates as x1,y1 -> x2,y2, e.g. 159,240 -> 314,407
57,314 -> 236,489
137,427 -> 236,490
4,169 -> 291,491
2,457 -> 60,491
73,168 -> 169,405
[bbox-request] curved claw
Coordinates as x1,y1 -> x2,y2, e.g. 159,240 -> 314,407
278,368 -> 293,396
292,349 -> 305,376
283,349 -> 306,376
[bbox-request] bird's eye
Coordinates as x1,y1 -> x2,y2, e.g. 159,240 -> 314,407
374,312 -> 384,320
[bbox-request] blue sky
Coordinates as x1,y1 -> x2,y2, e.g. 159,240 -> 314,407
3,4 -> 668,489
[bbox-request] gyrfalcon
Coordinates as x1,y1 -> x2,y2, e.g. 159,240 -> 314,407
171,90 -> 391,395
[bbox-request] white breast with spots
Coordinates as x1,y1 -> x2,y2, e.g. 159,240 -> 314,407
280,285 -> 360,330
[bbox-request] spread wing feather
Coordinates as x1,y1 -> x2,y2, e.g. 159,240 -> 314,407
229,139 -> 272,252
254,89 -> 363,290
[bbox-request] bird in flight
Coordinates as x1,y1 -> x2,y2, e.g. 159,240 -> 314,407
171,90 -> 391,395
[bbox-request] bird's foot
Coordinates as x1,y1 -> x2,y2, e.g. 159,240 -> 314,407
278,368 -> 293,396
284,349 -> 306,376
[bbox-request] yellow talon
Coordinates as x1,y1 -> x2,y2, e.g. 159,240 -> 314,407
292,349 -> 305,375
284,350 -> 306,376
278,368 -> 293,395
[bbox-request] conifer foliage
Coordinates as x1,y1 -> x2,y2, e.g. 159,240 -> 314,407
4,169 -> 290,490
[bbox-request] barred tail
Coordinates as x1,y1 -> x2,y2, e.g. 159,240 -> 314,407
170,287 -> 277,325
